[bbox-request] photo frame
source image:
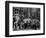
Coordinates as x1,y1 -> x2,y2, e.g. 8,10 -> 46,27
5,1 -> 45,37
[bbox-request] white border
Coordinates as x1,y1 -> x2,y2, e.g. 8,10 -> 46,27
9,3 -> 43,35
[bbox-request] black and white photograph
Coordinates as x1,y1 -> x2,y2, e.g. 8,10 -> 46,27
5,1 -> 45,37
13,7 -> 40,31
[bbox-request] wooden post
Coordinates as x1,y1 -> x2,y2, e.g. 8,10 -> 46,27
28,8 -> 30,18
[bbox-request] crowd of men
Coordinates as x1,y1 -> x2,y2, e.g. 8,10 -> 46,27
13,7 -> 40,31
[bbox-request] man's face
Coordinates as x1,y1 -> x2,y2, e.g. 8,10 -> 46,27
16,15 -> 20,21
